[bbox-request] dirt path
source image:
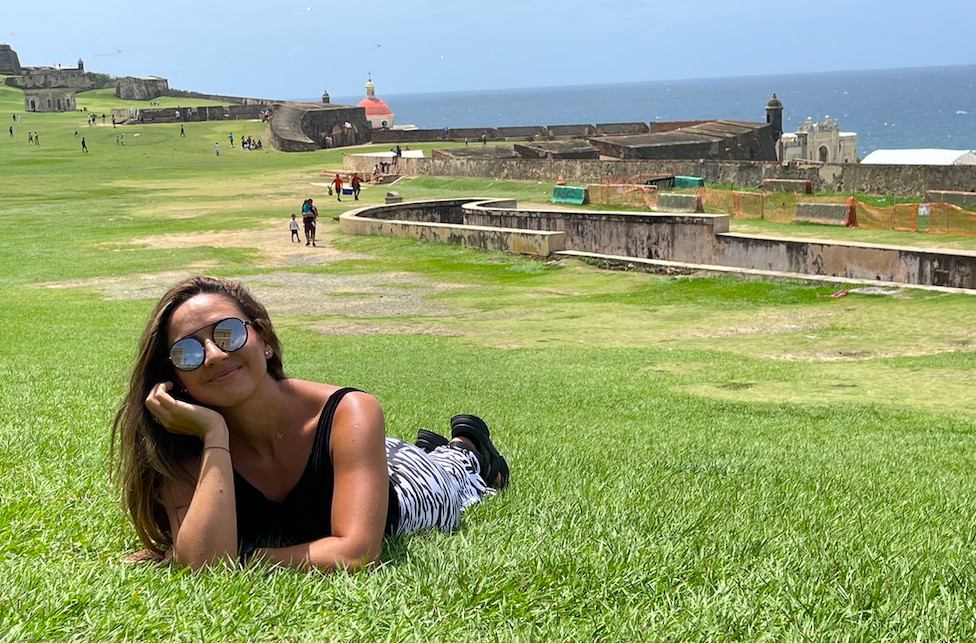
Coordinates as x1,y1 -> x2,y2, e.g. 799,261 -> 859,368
45,217 -> 473,329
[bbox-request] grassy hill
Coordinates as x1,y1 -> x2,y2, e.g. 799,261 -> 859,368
2,103 -> 976,641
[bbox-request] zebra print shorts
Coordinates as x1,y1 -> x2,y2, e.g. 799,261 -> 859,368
385,438 -> 495,536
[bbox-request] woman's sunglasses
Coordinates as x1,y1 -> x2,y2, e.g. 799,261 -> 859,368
168,317 -> 252,372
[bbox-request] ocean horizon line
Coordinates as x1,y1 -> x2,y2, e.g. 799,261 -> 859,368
282,64 -> 976,154
295,62 -> 976,105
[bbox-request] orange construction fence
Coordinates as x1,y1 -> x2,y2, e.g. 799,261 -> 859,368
585,183 -> 976,237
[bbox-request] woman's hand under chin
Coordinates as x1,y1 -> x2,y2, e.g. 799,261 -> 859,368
145,381 -> 227,440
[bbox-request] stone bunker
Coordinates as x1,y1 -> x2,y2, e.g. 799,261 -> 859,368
340,198 -> 976,291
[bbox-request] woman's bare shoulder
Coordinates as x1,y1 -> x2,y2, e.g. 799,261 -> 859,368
284,378 -> 342,397
284,379 -> 375,408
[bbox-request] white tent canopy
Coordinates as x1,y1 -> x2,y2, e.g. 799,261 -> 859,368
351,150 -> 425,159
861,149 -> 976,166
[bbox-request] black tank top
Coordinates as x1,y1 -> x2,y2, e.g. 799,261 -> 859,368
234,387 -> 400,548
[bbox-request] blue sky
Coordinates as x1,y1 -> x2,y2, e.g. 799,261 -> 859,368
4,0 -> 975,100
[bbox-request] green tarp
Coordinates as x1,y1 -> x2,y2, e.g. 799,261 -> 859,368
552,185 -> 587,205
673,175 -> 704,188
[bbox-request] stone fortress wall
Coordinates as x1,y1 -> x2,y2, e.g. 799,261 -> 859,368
111,103 -> 275,124
372,121 -> 689,144
343,154 -> 976,198
0,44 -> 22,74
116,76 -> 170,101
23,88 -> 77,112
4,62 -> 94,91
340,198 -> 976,290
372,119 -> 777,162
269,103 -> 370,152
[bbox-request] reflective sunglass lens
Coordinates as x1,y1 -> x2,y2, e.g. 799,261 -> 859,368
168,318 -> 250,371
170,338 -> 205,371
213,318 -> 248,351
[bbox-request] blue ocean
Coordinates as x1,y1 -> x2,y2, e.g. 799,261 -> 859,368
330,65 -> 976,158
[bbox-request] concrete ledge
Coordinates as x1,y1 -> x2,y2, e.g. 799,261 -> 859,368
372,128 -> 447,144
595,122 -> 649,136
547,124 -> 596,138
337,197 -> 976,291
515,141 -> 599,160
555,250 -> 976,294
497,125 -> 548,139
448,127 -> 497,141
342,217 -> 564,256
339,199 -> 563,256
795,202 -> 855,226
657,192 -> 704,213
926,190 -> 976,211
763,178 -> 812,193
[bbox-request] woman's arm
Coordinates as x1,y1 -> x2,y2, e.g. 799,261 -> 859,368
149,383 -> 239,570
254,391 -> 389,571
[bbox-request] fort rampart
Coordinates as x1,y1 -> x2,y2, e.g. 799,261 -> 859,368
343,155 -> 976,197
113,103 -> 275,123
370,120 -> 739,144
163,89 -> 277,105
341,198 -> 976,290
5,69 -> 93,91
116,76 -> 170,101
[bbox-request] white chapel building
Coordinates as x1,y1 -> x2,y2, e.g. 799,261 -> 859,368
780,115 -> 858,163
357,77 -> 394,129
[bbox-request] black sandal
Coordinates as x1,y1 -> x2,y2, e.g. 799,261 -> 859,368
450,414 -> 510,489
415,428 -> 449,453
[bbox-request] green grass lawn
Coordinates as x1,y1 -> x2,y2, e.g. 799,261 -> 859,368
3,91 -> 976,641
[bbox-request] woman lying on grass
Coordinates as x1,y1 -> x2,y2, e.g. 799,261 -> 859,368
111,276 -> 509,570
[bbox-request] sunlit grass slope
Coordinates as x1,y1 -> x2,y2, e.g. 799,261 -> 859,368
2,100 -> 976,641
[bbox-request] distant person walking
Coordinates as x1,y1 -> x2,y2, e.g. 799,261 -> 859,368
180,124 -> 185,137
228,132 -> 234,148
215,142 -> 219,156
74,127 -> 78,137
27,131 -> 33,144
8,126 -> 12,137
81,137 -> 88,153
302,199 -> 314,245
289,214 -> 300,242
351,173 -> 361,200
34,132 -> 39,145
332,174 -> 343,201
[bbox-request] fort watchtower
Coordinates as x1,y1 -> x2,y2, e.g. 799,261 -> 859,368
0,44 -> 22,75
765,93 -> 784,142
766,93 -> 783,141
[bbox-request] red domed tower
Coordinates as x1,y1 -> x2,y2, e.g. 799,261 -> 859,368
357,76 -> 393,129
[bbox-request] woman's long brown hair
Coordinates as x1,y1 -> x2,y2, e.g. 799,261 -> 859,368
110,276 -> 285,555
